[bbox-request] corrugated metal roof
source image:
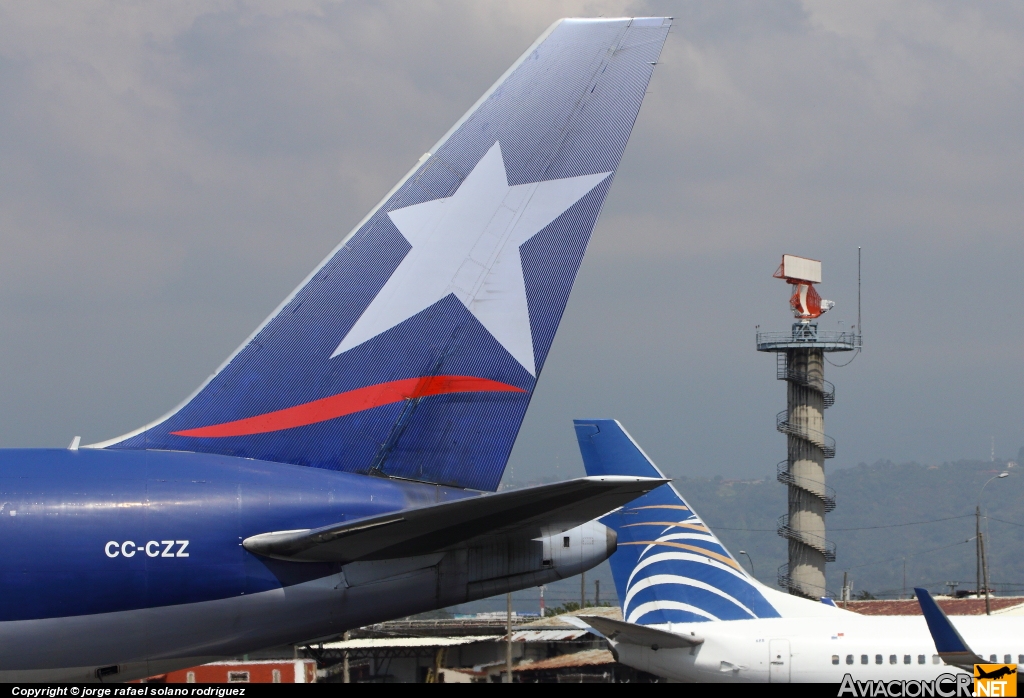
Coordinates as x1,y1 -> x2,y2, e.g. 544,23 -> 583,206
354,618 -> 514,637
846,597 -> 1024,616
321,636 -> 499,650
200,660 -> 315,666
510,630 -> 586,642
520,606 -> 622,628
514,649 -> 616,672
324,630 -> 588,648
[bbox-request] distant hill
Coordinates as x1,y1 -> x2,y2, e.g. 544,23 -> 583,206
680,458 -> 1024,599
455,458 -> 1024,615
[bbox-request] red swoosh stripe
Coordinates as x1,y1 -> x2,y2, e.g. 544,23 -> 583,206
171,376 -> 526,438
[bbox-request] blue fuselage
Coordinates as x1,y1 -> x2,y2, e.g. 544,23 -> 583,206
0,448 -> 474,679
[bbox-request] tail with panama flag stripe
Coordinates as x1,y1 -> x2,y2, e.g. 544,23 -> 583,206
574,419 -> 784,624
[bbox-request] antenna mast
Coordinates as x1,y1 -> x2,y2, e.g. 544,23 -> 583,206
857,247 -> 862,345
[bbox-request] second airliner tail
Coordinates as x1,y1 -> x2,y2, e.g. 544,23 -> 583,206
575,419 -> 783,624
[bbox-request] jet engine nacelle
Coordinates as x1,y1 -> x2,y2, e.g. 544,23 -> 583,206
541,520 -> 618,577
460,520 -> 616,602
338,520 -> 617,609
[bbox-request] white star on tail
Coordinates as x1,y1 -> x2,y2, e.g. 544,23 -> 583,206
332,142 -> 610,375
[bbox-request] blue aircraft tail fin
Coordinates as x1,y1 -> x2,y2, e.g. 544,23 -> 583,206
574,419 -> 782,624
914,587 -> 984,669
89,19 -> 671,491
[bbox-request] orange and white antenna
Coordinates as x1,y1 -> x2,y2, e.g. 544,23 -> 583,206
773,254 -> 834,320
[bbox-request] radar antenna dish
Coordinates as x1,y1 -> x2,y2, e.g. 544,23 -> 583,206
774,254 -> 833,319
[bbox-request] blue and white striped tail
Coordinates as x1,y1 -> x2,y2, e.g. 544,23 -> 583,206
574,420 -> 781,625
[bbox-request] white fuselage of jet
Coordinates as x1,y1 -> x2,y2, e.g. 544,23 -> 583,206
614,610 -> 1023,683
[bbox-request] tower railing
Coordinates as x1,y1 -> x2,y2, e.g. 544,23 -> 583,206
776,411 -> 836,458
777,562 -> 791,592
776,461 -> 836,512
777,515 -> 837,562
777,563 -> 833,600
756,327 -> 861,351
776,353 -> 835,407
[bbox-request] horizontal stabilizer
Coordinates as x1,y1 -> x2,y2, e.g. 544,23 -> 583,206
243,476 -> 665,562
914,587 -> 984,670
575,615 -> 702,649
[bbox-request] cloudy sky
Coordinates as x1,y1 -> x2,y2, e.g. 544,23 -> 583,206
2,1 -> 1023,485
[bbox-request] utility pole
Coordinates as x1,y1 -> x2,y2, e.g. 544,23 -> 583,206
980,531 -> 991,615
976,506 -> 982,600
505,592 -> 513,683
580,571 -> 586,609
976,471 -> 1009,610
902,558 -> 907,600
595,579 -> 600,606
342,631 -> 350,683
842,571 -> 849,608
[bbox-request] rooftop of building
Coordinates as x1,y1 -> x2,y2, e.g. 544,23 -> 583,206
843,596 -> 1024,616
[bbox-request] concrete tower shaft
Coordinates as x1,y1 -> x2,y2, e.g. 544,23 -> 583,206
758,321 -> 856,600
782,347 -> 831,599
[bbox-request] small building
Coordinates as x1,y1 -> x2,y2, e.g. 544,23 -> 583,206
138,659 -> 316,684
513,648 -> 618,683
844,596 -> 1024,616
308,606 -> 658,683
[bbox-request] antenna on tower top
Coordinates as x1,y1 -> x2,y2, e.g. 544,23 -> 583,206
773,254 -> 834,320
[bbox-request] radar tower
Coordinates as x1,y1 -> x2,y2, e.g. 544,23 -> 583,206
756,255 -> 860,599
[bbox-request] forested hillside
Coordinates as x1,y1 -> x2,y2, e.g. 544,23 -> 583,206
457,458 -> 1024,614
682,458 -> 1024,599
